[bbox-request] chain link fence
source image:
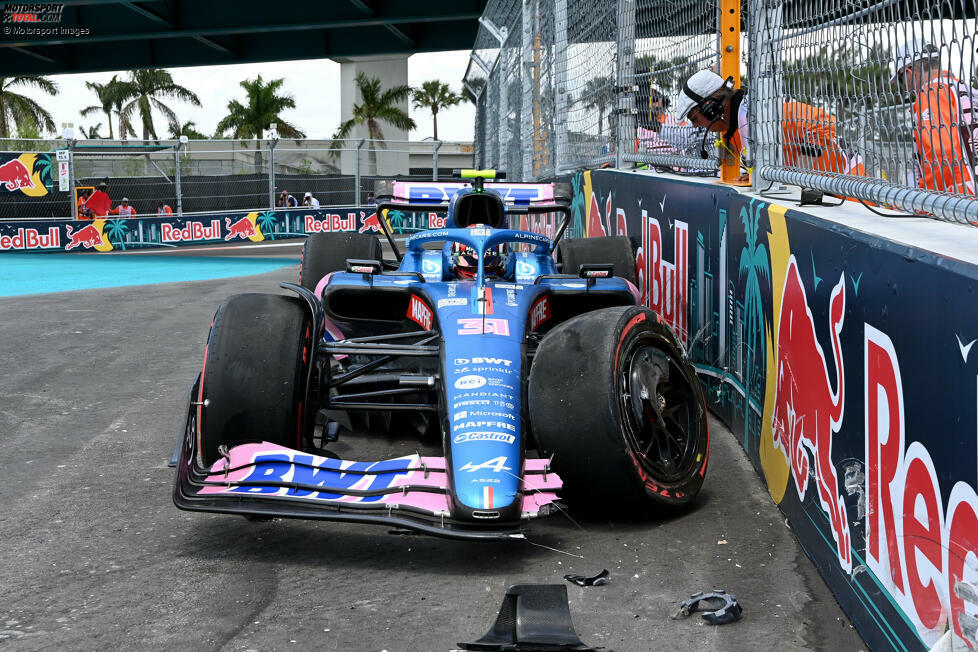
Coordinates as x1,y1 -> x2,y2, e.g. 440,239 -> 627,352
0,138 -> 474,220
466,0 -> 978,225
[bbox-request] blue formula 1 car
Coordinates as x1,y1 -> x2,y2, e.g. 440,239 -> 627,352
173,170 -> 709,540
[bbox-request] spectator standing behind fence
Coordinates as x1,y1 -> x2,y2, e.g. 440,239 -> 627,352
303,192 -> 320,209
77,189 -> 92,220
109,197 -> 137,218
279,190 -> 298,208
157,202 -> 173,215
890,41 -> 978,195
85,182 -> 113,218
677,70 -> 866,187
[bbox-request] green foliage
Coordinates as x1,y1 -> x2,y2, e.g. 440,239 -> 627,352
634,54 -> 698,96
331,72 -> 416,174
81,76 -> 128,139
167,120 -> 206,139
782,44 -> 905,115
577,77 -> 614,136
0,75 -> 58,139
215,75 -> 305,141
411,80 -> 462,140
115,69 -> 201,142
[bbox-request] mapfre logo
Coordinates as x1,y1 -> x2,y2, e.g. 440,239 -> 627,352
3,3 -> 64,23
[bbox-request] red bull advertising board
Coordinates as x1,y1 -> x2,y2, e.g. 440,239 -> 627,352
0,151 -> 53,198
0,207 -> 447,253
562,168 -> 978,652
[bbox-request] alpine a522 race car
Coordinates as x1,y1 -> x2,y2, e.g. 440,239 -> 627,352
173,170 -> 709,539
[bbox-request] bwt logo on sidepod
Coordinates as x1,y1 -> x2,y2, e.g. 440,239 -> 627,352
454,357 -> 512,367
0,159 -> 35,191
771,257 -> 850,573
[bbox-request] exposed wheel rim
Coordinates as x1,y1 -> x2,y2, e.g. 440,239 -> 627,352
619,339 -> 699,484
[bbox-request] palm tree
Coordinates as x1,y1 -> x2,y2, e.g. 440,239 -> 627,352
412,80 -> 461,141
215,75 -> 305,169
738,199 -> 769,453
578,76 -> 613,137
104,218 -> 130,251
167,120 -> 206,139
0,75 -> 58,139
80,76 -> 125,139
115,69 -> 201,142
332,72 -> 416,175
81,124 -> 103,139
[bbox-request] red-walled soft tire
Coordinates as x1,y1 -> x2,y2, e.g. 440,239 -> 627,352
197,293 -> 311,466
529,305 -> 708,514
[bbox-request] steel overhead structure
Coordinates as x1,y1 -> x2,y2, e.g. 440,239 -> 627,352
0,0 -> 488,76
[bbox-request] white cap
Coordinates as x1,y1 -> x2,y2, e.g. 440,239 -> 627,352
122,197 -> 129,202
304,192 -> 311,197
889,40 -> 941,83
676,70 -> 726,120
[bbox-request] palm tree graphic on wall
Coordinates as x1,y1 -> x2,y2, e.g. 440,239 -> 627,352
738,199 -> 769,453
32,153 -> 53,190
388,209 -> 406,233
104,218 -> 130,251
257,211 -> 278,239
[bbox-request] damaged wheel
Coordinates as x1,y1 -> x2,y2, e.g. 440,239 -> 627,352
528,305 -> 708,513
197,293 -> 311,466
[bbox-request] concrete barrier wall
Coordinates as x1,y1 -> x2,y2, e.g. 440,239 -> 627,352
566,168 -> 978,652
0,207 -> 449,253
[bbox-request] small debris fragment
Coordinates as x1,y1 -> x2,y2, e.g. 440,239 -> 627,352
672,590 -> 743,625
717,539 -> 728,545
564,569 -> 610,587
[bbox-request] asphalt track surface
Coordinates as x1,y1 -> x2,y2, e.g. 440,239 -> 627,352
0,244 -> 866,651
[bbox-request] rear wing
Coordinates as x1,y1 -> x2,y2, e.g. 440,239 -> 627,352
381,180 -> 562,206
373,173 -> 572,261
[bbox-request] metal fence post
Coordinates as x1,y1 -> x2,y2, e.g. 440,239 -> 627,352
268,138 -> 277,209
174,142 -> 183,216
554,0 -> 568,174
719,0 -> 743,184
355,139 -> 364,205
750,0 -> 783,193
615,0 -> 636,170
520,0 -> 533,180
433,140 -> 442,180
67,139 -> 76,220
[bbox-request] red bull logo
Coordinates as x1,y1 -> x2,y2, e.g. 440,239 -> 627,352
162,220 -> 221,243
635,211 -> 688,345
359,212 -> 382,234
65,223 -> 104,251
305,214 -> 356,233
224,216 -> 256,241
772,257 -> 850,573
0,227 -> 59,251
0,159 -> 35,192
864,324 -> 978,645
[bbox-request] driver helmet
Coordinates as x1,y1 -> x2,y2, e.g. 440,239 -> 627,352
452,227 -> 507,280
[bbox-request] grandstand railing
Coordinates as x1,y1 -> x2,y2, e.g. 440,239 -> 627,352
0,138 -> 474,221
464,0 -> 978,225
